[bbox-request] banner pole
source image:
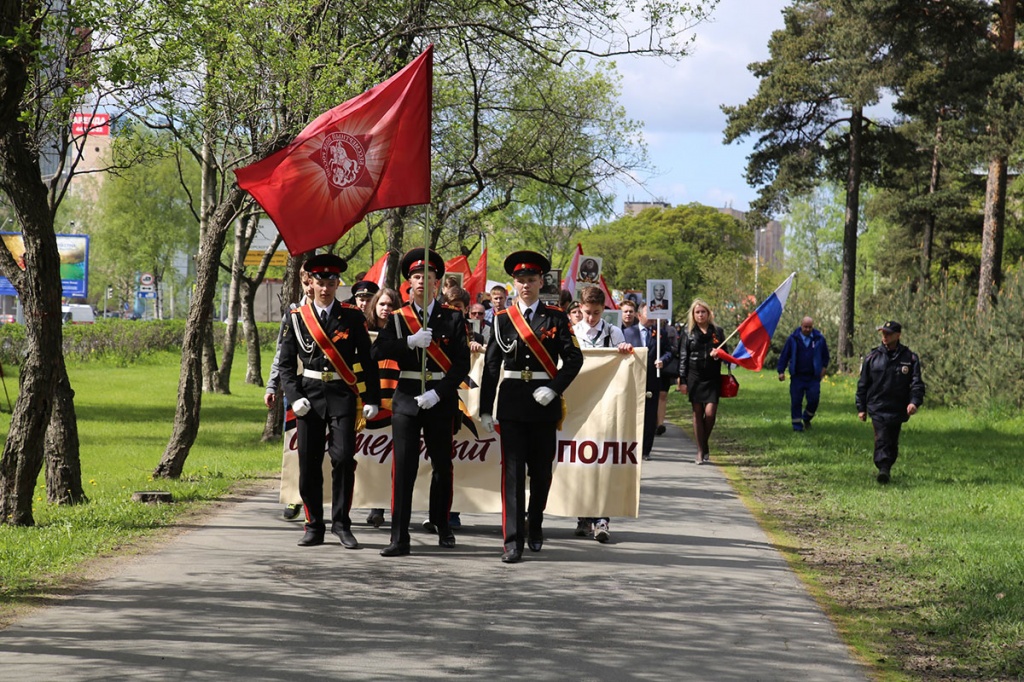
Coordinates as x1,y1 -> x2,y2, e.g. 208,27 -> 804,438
421,206 -> 431,394
656,318 -> 662,378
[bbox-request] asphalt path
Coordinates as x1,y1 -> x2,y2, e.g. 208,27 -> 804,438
0,422 -> 867,681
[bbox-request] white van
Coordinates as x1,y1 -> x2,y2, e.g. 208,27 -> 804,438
61,304 -> 95,324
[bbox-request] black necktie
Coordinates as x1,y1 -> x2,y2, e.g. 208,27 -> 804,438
320,309 -> 328,325
524,307 -> 532,323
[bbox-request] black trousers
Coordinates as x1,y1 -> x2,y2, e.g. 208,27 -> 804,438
871,419 -> 903,471
499,419 -> 556,552
389,411 -> 455,545
296,411 -> 356,534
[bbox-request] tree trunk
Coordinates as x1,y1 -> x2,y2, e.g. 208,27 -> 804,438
385,208 -> 407,291
919,130 -> 941,294
199,112 -> 220,393
976,0 -> 1016,315
243,232 -> 280,386
154,186 -> 246,479
45,371 -> 86,505
215,216 -> 250,394
837,106 -> 863,371
202,317 -> 218,392
977,155 -> 1007,314
0,26 -> 81,524
241,277 -> 262,386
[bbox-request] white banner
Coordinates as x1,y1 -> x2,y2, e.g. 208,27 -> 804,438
279,348 -> 647,518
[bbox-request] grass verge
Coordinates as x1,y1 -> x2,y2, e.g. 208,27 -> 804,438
0,351 -> 281,618
666,370 -> 1024,681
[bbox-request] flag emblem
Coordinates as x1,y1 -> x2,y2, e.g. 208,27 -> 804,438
319,132 -> 371,190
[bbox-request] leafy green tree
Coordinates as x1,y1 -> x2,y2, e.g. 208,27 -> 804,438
581,204 -> 752,319
723,0 -> 903,368
90,138 -> 200,319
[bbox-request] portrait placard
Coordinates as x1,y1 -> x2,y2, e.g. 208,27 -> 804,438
575,256 -> 602,286
646,279 -> 672,320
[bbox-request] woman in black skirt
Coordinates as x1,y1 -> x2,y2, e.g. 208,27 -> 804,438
677,299 -> 728,464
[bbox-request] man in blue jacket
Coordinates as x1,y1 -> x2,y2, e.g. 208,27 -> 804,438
776,317 -> 830,431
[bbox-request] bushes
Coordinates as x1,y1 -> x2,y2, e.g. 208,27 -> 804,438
858,265 -> 1024,410
0,319 -> 281,367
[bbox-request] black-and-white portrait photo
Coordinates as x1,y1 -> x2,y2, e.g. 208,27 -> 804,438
646,279 -> 672,319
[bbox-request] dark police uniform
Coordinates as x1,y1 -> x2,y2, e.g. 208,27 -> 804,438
855,328 -> 925,479
479,251 -> 583,563
370,249 -> 470,556
279,256 -> 380,547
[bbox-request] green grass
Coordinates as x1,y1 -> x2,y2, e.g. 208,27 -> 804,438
0,351 -> 281,607
667,370 -> 1024,681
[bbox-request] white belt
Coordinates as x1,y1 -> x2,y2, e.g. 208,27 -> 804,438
399,370 -> 446,381
503,369 -> 550,381
302,368 -> 343,382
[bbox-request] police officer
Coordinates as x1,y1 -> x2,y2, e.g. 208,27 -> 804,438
855,320 -> 925,483
371,248 -> 470,557
479,251 -> 584,564
278,254 -> 381,547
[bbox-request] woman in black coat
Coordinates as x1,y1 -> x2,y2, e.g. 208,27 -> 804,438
677,298 -> 728,464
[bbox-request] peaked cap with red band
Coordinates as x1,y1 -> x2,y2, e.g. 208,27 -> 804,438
400,247 -> 445,279
303,253 -> 348,278
504,250 -> 550,277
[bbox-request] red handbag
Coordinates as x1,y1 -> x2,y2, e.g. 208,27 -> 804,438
720,369 -> 739,398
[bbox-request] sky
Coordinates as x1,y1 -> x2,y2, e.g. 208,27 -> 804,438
609,0 -> 790,216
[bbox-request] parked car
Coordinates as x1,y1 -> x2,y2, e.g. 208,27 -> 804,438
61,304 -> 95,324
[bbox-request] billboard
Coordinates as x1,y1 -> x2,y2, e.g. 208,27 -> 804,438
0,232 -> 90,298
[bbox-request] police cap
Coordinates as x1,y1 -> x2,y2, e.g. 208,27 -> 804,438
504,250 -> 550,277
876,320 -> 902,334
303,253 -> 347,281
400,248 -> 445,279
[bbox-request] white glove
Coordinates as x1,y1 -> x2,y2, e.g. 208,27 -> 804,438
480,414 -> 497,433
362,404 -> 379,420
414,389 -> 440,410
407,328 -> 433,349
292,397 -> 312,417
532,386 -> 558,406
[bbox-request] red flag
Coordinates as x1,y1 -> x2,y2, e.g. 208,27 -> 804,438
444,255 -> 472,280
463,249 -> 487,302
234,46 -> 433,255
598,275 -> 619,310
561,243 -> 583,294
364,252 -> 389,288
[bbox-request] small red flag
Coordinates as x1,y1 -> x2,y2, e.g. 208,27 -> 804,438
235,46 -> 433,255
463,249 -> 488,302
363,252 -> 390,288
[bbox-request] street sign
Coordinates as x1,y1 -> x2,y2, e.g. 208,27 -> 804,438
140,273 -> 154,286
138,290 -> 156,299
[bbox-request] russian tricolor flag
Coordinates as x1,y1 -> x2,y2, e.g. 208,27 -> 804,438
718,273 -> 795,371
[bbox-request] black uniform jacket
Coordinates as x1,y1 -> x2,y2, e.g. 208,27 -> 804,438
855,343 -> 925,423
370,302 -> 470,418
279,301 -> 380,420
678,324 -> 727,381
480,303 -> 584,423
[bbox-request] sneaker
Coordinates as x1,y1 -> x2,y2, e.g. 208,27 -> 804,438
449,512 -> 462,529
366,509 -> 385,528
422,519 -> 437,534
802,419 -> 812,430
593,520 -> 610,543
574,519 -> 591,537
876,469 -> 891,484
282,504 -> 302,521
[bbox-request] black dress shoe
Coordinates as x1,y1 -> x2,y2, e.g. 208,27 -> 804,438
297,530 -> 324,547
501,548 -> 522,564
333,529 -> 359,549
527,536 -> 543,552
380,541 -> 411,557
438,530 -> 456,548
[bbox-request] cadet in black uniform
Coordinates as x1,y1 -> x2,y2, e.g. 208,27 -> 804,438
479,251 -> 584,564
371,248 -> 470,557
278,254 -> 381,548
856,320 -> 925,483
